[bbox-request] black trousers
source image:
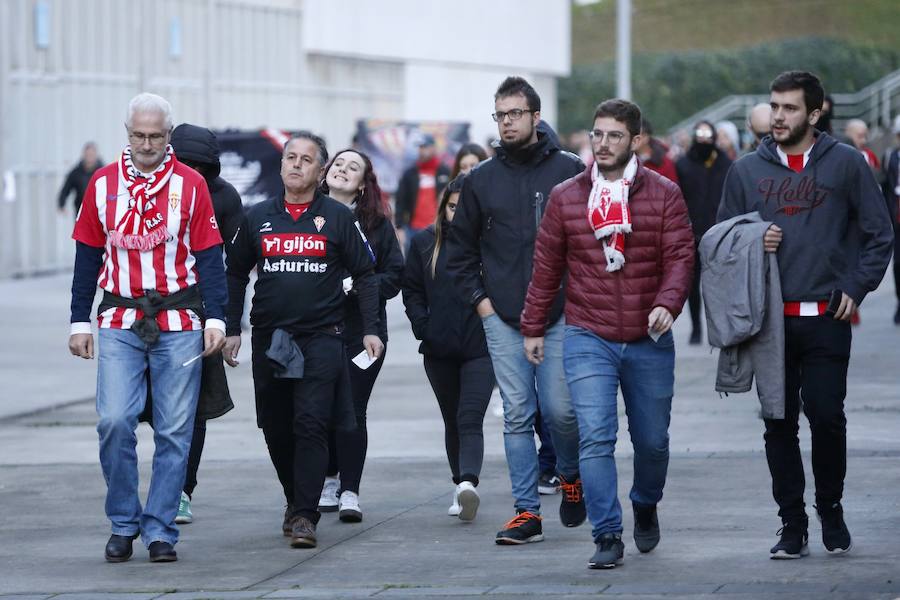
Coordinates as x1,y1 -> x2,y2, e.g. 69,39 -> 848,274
687,248 -> 702,334
252,331 -> 345,524
183,419 -> 206,497
893,222 -> 900,302
326,342 -> 387,494
763,316 -> 851,522
423,354 -> 495,486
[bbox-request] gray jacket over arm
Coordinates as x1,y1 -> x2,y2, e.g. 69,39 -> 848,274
699,212 -> 785,419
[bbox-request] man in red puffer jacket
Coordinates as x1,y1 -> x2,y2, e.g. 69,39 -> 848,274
520,99 -> 694,570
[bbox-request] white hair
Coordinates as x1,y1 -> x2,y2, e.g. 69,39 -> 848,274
845,118 -> 867,133
126,93 -> 173,130
715,120 -> 740,151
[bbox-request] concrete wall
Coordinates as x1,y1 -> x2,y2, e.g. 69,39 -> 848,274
0,0 -> 570,278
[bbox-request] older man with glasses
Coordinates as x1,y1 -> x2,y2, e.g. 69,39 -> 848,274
68,92 -> 227,563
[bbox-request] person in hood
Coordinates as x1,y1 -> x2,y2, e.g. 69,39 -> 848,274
717,71 -> 892,560
675,120 -> 732,344
446,76 -> 586,545
162,123 -> 243,526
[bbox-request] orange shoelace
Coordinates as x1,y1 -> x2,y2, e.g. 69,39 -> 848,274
560,478 -> 583,503
503,511 -> 541,529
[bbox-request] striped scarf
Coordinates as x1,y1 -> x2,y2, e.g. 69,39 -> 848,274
587,154 -> 637,272
109,146 -> 175,251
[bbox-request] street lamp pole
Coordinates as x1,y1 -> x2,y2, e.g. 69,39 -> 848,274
616,0 -> 632,100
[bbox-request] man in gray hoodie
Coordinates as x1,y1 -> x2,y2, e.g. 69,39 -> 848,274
717,71 -> 892,560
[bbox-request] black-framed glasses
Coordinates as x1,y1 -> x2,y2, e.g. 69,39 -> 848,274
491,109 -> 533,123
588,129 -> 627,145
128,131 -> 168,144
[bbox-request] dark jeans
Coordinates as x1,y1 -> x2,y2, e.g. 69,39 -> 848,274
764,316 -> 851,522
326,342 -> 387,494
535,408 -> 557,475
423,354 -> 495,486
252,331 -> 345,524
687,248 -> 702,334
183,419 -> 206,497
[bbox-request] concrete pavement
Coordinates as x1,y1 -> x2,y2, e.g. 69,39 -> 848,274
1,272 -> 899,599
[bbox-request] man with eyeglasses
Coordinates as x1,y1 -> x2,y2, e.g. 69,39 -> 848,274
675,121 -> 732,344
521,98 -> 694,568
68,93 -> 227,563
448,76 -> 585,545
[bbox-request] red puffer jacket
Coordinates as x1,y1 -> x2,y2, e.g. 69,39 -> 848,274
521,162 -> 695,342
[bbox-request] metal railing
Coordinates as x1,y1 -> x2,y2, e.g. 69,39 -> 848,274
668,68 -> 900,144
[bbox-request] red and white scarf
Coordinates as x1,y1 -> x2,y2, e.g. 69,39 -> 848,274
587,154 -> 637,272
109,145 -> 176,251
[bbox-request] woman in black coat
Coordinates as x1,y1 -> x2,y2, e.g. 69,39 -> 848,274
402,175 -> 495,522
317,149 -> 404,522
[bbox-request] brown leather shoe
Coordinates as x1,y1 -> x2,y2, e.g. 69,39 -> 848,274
290,516 -> 317,548
282,504 -> 293,537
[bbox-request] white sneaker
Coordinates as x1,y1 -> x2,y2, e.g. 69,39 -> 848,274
338,490 -> 362,522
318,476 -> 339,513
456,481 -> 480,522
448,487 -> 461,517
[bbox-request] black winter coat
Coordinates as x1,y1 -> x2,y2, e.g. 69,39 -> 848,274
58,161 -> 102,213
343,215 -> 404,344
446,130 -> 585,328
675,149 -> 732,241
402,225 -> 488,360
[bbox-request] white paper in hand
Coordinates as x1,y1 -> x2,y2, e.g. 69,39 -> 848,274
647,327 -> 662,343
352,349 -> 377,370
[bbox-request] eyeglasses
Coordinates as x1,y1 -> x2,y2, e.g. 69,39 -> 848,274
491,109 -> 533,123
128,131 -> 168,144
588,130 -> 627,145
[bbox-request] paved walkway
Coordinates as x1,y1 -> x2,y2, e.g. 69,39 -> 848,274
1,274 -> 899,599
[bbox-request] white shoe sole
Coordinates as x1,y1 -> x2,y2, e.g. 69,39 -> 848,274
825,541 -> 851,555
457,488 -> 479,522
495,533 -> 544,545
447,506 -> 461,517
174,515 -> 193,524
588,556 -> 624,569
770,545 -> 809,559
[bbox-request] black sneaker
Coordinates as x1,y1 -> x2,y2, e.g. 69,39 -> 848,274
589,532 -> 625,569
769,519 -> 809,559
538,472 -> 560,495
558,474 -> 586,527
495,511 -> 544,545
632,502 -> 660,553
816,502 -> 852,554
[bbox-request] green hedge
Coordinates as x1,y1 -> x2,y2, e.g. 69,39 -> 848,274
558,37 -> 900,134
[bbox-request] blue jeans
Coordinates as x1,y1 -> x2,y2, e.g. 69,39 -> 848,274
96,328 -> 202,546
563,325 -> 674,542
481,314 -> 579,514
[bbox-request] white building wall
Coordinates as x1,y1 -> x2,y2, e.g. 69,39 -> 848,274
0,0 -> 569,278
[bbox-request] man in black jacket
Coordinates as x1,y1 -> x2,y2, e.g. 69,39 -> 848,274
395,135 -> 451,253
447,76 -> 585,545
168,123 -> 244,525
224,132 -> 382,550
675,121 -> 732,344
58,142 -> 101,217
882,115 -> 900,323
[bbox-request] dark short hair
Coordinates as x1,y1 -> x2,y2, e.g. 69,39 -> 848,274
770,71 -> 825,113
640,118 -> 654,136
285,131 -> 329,166
593,99 -> 642,137
495,76 -> 541,112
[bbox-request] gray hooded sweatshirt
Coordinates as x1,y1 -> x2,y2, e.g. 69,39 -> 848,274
700,212 -> 784,419
716,132 -> 892,306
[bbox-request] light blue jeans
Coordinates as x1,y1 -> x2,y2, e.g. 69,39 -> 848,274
96,328 -> 202,547
563,325 -> 674,542
481,314 -> 579,514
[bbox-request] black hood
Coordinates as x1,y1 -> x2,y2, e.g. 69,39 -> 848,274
170,123 -> 221,179
755,130 -> 840,167
494,127 -> 560,165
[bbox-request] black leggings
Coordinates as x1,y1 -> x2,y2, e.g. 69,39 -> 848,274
687,248 -> 702,333
423,354 -> 495,486
183,419 -> 205,497
326,342 -> 387,494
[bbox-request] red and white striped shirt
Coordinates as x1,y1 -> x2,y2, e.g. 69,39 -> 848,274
73,159 -> 222,331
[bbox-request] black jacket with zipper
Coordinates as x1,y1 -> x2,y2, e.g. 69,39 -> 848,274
402,225 -> 488,360
446,130 -> 585,328
225,191 -> 378,336
342,215 -> 404,344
